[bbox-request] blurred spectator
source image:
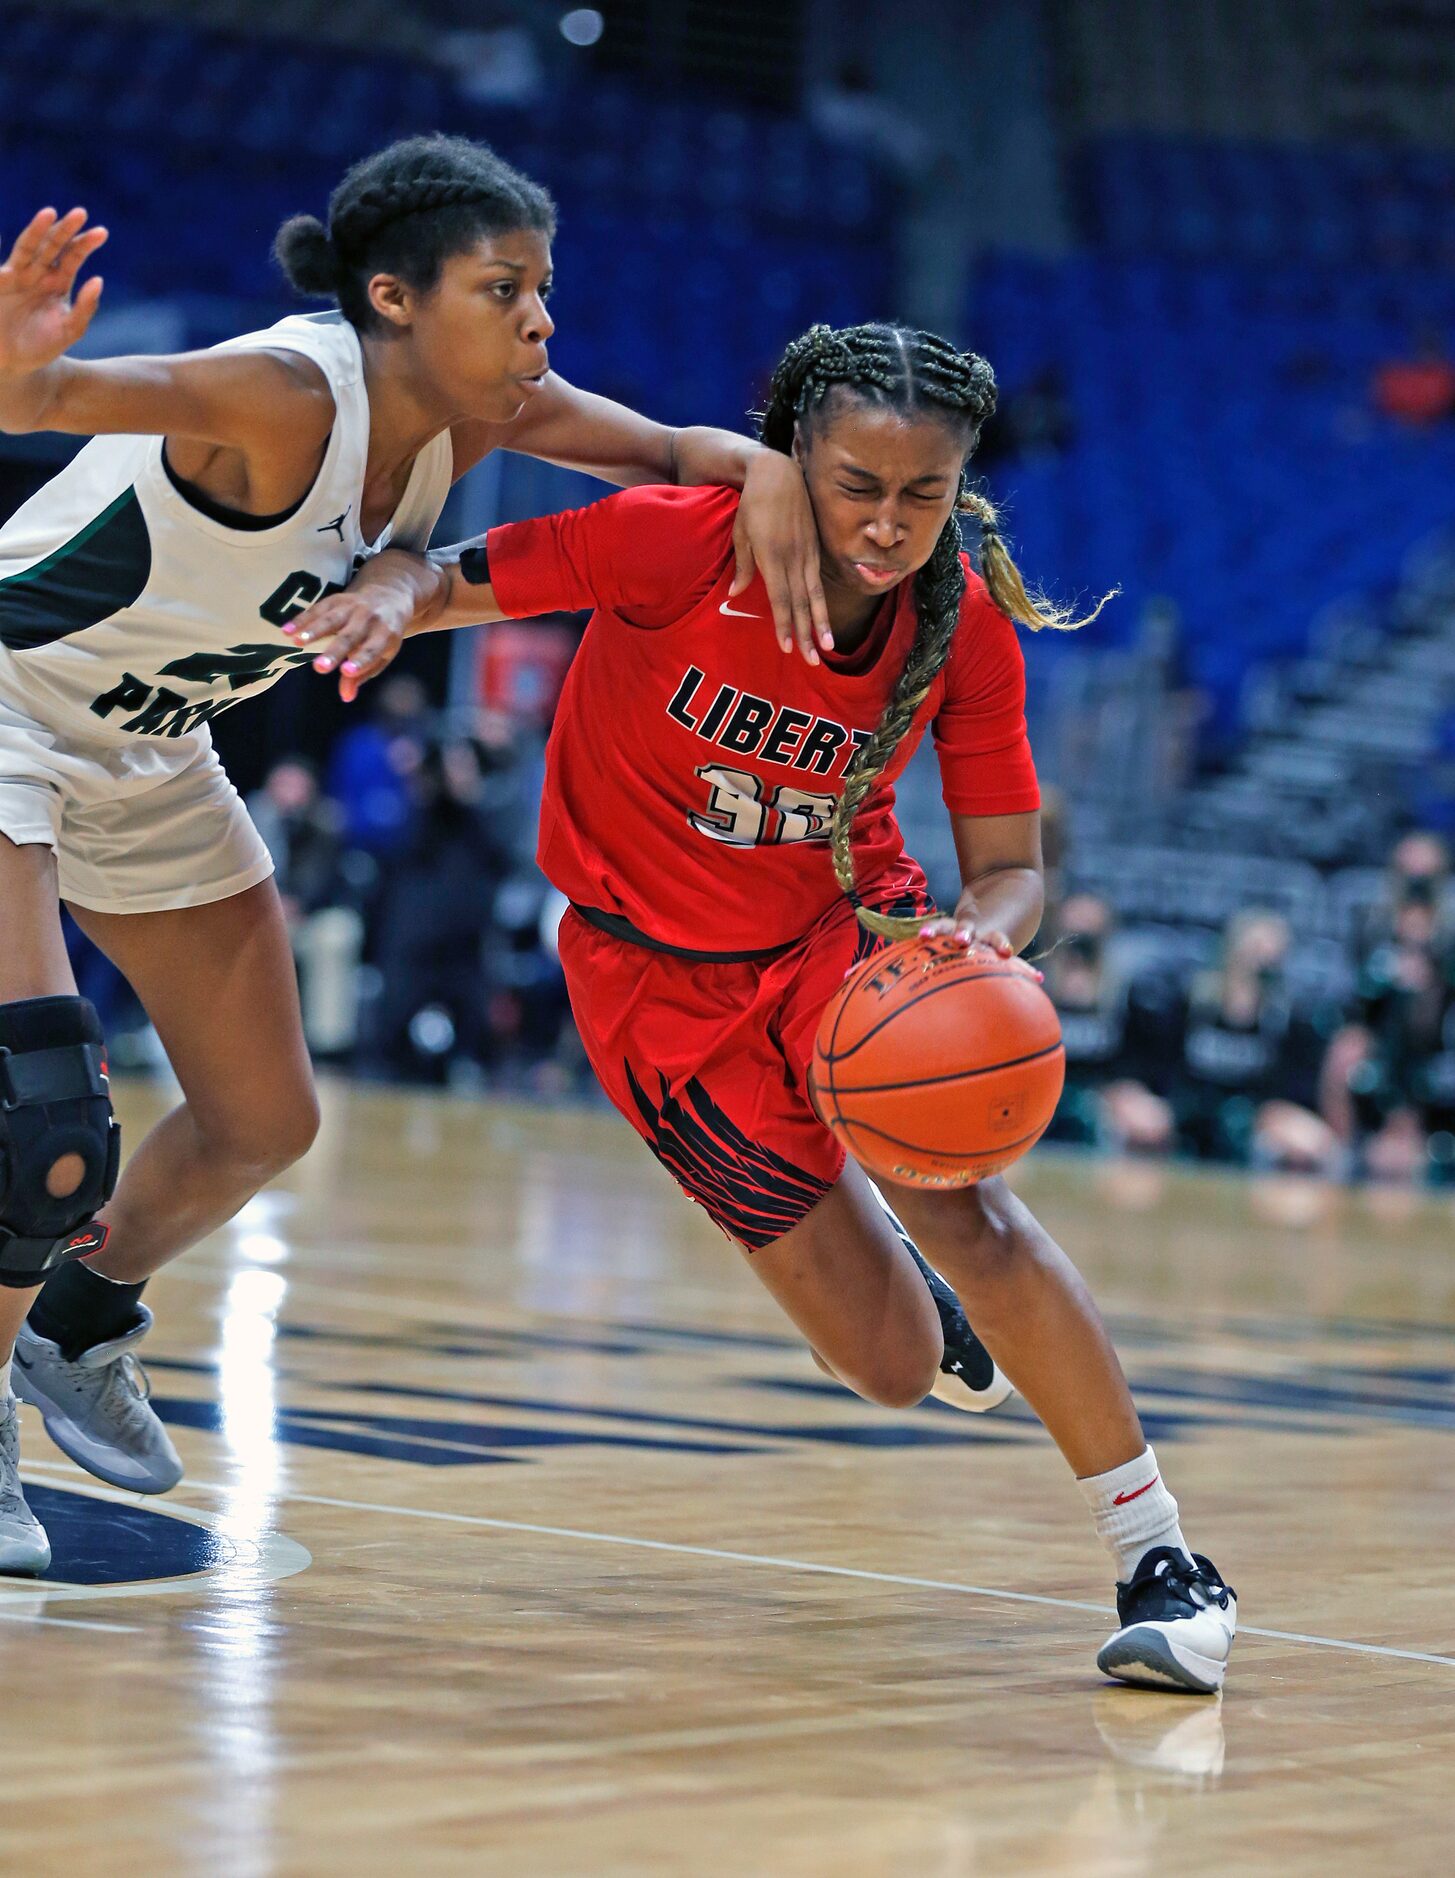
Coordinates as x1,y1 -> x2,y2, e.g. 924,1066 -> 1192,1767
1371,325 -> 1455,427
1359,830 -> 1454,950
326,674 -> 433,857
1042,894 -> 1176,1154
365,737 -> 507,1084
246,759 -> 364,1059
1142,911 -> 1341,1173
1328,832 -> 1455,1182
246,759 -> 346,924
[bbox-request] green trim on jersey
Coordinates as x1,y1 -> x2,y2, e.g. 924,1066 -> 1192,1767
0,487 -> 152,650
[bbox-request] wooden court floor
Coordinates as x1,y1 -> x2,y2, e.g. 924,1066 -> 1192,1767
2,1079 -> 1453,1877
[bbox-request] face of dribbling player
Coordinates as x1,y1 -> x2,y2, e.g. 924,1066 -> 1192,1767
370,229 -> 556,424
792,399 -> 969,627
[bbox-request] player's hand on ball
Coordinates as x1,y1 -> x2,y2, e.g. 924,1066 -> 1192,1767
920,894 -> 1015,958
0,208 -> 108,376
732,449 -> 833,665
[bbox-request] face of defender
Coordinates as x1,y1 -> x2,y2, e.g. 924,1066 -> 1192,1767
794,399 -> 969,603
375,228 -> 555,424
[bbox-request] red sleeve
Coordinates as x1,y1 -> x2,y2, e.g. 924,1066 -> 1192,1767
932,574 -> 1041,817
484,483 -> 737,628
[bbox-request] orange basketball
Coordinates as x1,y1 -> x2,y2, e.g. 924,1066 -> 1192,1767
809,935 -> 1065,1189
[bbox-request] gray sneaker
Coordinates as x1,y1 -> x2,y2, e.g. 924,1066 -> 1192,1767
0,1394 -> 51,1575
13,1307 -> 183,1495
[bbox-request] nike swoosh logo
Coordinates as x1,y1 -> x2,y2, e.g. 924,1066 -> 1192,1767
719,600 -> 761,618
1112,1476 -> 1159,1506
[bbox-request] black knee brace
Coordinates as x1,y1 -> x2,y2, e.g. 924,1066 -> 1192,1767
0,996 -> 120,1287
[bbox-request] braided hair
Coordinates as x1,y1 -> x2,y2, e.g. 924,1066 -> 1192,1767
274,135 -> 556,332
760,322 -> 1113,939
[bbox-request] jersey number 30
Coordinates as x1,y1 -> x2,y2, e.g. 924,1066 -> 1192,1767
690,765 -> 836,847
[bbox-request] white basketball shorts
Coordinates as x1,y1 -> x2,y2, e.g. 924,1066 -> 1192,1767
0,689 -> 273,915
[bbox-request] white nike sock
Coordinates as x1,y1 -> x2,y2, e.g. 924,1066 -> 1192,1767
1077,1446 -> 1192,1583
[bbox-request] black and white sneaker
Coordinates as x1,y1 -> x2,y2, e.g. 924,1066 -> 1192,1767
869,1182 -> 1015,1413
1097,1548 -> 1237,1695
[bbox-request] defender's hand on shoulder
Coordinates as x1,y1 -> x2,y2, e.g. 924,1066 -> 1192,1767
732,450 -> 831,665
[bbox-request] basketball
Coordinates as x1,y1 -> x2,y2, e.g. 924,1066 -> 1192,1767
810,935 -> 1065,1189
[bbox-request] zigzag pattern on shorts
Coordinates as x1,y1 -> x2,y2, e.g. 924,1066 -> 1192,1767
623,1064 -> 831,1251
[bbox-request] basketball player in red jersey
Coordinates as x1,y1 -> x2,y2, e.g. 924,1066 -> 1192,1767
291,323 -> 1237,1695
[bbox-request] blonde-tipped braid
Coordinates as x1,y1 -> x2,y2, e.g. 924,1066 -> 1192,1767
960,489 -> 1118,636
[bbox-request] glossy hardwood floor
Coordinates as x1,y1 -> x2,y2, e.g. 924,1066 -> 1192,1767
2,1079 -> 1452,1876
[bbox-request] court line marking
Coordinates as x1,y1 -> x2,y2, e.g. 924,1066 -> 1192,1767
0,1603 -> 140,1634
24,1460 -> 1454,1671
240,1487 -> 1455,1672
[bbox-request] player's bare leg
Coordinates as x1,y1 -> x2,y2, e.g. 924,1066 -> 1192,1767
68,878 -> 319,1281
748,1163 -> 944,1409
889,1175 -> 1237,1692
786,1166 -> 1011,1410
887,1175 -> 1142,1475
15,878 -> 318,1494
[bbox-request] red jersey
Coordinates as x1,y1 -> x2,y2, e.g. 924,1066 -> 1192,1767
486,483 -> 1040,955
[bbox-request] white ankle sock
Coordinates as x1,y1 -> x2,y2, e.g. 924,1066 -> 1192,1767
1077,1445 -> 1192,1583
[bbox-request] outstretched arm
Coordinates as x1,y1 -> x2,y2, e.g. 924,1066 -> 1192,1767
453,373 -> 830,661
0,207 -> 333,458
288,476 -> 735,701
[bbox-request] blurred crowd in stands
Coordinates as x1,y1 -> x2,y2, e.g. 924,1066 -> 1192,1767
1043,825 -> 1455,1187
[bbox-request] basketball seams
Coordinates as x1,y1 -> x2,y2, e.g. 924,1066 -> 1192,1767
822,967 -> 1051,1064
821,1039 -> 1064,1097
838,1116 -> 1050,1164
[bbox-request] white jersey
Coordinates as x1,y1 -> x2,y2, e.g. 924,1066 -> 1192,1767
0,311 -> 453,755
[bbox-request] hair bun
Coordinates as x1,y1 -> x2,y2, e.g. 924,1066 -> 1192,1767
273,214 -> 341,299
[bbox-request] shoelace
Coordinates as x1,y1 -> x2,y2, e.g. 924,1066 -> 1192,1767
97,1352 -> 155,1428
116,1353 -> 152,1402
1150,1554 -> 1231,1612
0,1419 -> 30,1514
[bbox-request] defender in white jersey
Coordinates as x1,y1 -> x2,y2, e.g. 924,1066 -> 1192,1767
0,307 -> 453,911
0,135 -> 828,1575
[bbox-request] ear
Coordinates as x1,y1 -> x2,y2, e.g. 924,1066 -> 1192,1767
367,272 -> 412,330
790,426 -> 807,467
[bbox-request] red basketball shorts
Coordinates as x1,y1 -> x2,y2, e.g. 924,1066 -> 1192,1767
557,864 -> 932,1250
